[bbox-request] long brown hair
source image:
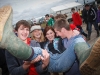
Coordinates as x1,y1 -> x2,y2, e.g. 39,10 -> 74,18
43,26 -> 56,41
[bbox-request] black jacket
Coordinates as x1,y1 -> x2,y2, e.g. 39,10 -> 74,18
0,48 -> 9,75
86,8 -> 97,22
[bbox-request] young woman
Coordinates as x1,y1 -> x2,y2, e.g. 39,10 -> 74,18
41,26 -> 65,54
30,25 -> 50,75
40,26 -> 66,75
31,25 -> 44,43
5,20 -> 50,75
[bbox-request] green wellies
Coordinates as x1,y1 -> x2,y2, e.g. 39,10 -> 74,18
75,37 -> 100,75
0,5 -> 32,60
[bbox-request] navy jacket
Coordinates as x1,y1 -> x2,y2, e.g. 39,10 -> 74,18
86,8 -> 97,22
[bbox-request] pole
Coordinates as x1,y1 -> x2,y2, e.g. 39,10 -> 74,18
84,0 -> 85,5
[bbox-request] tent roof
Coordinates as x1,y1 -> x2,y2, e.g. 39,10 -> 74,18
51,2 -> 82,12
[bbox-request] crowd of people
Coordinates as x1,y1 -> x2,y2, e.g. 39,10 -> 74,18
0,3 -> 100,75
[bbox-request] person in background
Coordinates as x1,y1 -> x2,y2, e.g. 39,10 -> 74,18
45,14 -> 55,27
5,20 -> 50,75
85,4 -> 99,40
63,14 -> 68,21
71,8 -> 87,38
82,7 -> 88,31
78,9 -> 82,17
54,14 -> 69,25
50,14 -> 55,21
30,25 -> 45,43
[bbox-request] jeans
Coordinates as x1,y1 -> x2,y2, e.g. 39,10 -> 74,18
76,25 -> 87,37
31,35 -> 87,72
88,20 -> 99,36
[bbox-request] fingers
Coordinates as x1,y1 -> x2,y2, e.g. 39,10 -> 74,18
41,49 -> 50,69
23,61 -> 31,70
42,49 -> 49,58
31,55 -> 41,64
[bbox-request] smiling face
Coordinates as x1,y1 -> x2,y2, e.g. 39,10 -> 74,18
16,24 -> 29,41
46,29 -> 55,42
32,29 -> 42,39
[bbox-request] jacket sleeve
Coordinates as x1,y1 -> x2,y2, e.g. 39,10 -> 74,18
30,40 -> 40,47
92,8 -> 97,20
5,51 -> 28,75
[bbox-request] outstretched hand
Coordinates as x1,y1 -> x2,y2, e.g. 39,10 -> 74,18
29,49 -> 50,69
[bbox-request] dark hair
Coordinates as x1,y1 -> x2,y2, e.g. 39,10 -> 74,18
71,8 -> 75,11
85,4 -> 90,7
53,18 -> 70,31
15,20 -> 31,31
43,26 -> 56,41
45,14 -> 49,17
64,14 -> 68,18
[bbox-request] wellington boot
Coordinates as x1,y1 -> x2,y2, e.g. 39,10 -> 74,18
75,37 -> 100,75
0,5 -> 32,60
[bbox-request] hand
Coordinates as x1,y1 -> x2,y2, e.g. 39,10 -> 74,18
22,61 -> 31,70
73,30 -> 80,36
41,50 -> 50,69
31,55 -> 41,64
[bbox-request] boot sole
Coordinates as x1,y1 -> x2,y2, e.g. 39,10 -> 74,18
0,6 -> 12,42
80,37 -> 100,75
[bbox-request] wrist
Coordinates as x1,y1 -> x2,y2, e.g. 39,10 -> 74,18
42,64 -> 47,69
22,65 -> 30,70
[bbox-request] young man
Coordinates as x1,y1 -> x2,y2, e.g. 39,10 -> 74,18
71,8 -> 87,38
85,4 -> 99,40
55,14 -> 81,75
5,20 -> 50,75
1,5 -> 100,75
45,14 -> 55,27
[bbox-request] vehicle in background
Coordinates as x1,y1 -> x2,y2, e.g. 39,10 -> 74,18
31,16 -> 45,25
77,0 -> 95,5
50,2 -> 83,22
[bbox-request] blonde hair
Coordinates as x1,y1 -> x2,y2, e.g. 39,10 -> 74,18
31,30 -> 45,42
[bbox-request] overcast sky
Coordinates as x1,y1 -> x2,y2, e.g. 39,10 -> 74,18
0,0 -> 85,24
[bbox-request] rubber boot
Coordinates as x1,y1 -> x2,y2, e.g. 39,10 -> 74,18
75,37 -> 100,75
0,5 -> 32,60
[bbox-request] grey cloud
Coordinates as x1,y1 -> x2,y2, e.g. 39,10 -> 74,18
1,0 -> 83,24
